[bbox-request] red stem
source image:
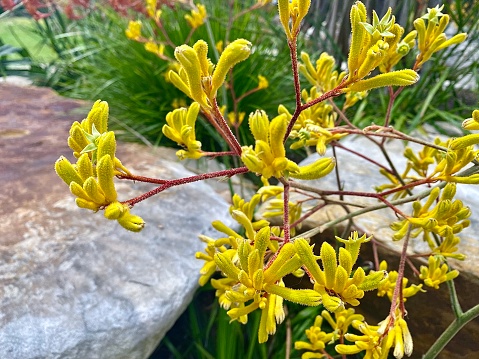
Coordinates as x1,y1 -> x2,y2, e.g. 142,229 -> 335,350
123,166 -> 249,206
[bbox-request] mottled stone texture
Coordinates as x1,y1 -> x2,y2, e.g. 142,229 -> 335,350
259,136 -> 479,358
0,84 -> 233,358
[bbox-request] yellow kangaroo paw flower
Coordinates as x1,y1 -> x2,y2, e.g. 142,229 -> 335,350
266,294 -> 277,335
215,252 -> 241,279
117,210 -> 145,232
168,70 -> 192,98
104,201 -> 128,220
290,157 -> 335,180
252,269 -> 264,291
83,177 -> 106,204
265,283 -> 322,306
269,114 -> 287,159
277,0 -> 291,38
320,241 -> 337,289
97,131 -> 117,161
249,110 -> 270,143
174,44 -> 207,107
348,1 -> 367,78
294,238 -> 325,285
254,226 -> 271,260
211,39 -> 252,97
238,239 -> 252,274
193,40 -> 210,76
338,247 -> 353,275
69,122 -> 89,151
358,270 -> 387,291
86,100 -> 109,134
248,249 -> 262,279
113,158 -> 131,176
76,153 -> 94,181
96,155 -> 117,203
75,197 -> 100,211
263,242 -> 296,283
55,156 -> 84,186
70,181 -> 91,201
345,69 -> 419,92
450,133 -> 479,150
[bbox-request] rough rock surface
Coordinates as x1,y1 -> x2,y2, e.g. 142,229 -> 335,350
259,136 -> 479,358
0,84 -> 234,358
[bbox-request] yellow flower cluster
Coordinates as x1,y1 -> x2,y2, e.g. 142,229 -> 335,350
280,89 -> 346,155
414,5 -> 467,69
185,4 -> 207,29
277,0 -> 311,40
241,110 -> 336,179
337,310 -> 413,359
391,183 -> 469,260
54,101 -> 144,232
196,190 -> 386,344
296,232 -> 387,312
169,39 -> 252,112
162,102 -> 204,160
376,261 -> 423,301
295,308 -> 364,358
419,255 -> 459,289
125,20 -> 142,41
344,2 -> 419,92
145,0 -> 161,20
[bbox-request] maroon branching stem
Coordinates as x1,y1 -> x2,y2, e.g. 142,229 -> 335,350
288,40 -> 302,110
283,35 -> 346,142
288,180 -> 410,219
290,202 -> 327,229
201,150 -> 238,158
280,178 -> 291,243
117,173 -> 168,184
379,178 -> 433,197
383,86 -> 395,130
212,99 -> 242,155
203,102 -> 242,155
332,145 -> 344,201
301,86 -> 345,111
123,166 -> 249,206
154,18 -> 176,48
405,256 -> 421,277
184,26 -> 196,44
330,98 -> 359,129
332,141 -> 394,175
371,238 -> 380,270
236,86 -> 262,104
363,125 -> 448,152
320,349 -> 335,359
389,224 -> 412,318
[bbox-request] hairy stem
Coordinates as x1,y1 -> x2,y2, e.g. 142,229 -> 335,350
124,166 -> 249,206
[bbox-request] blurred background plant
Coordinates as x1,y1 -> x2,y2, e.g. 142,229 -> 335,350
1,0 -> 478,140
1,0 -> 298,153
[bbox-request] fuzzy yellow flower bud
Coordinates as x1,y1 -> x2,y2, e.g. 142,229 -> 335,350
174,45 -> 207,107
211,39 -> 252,97
96,155 -> 117,203
345,69 -> 419,92
55,156 -> 84,186
104,201 -> 128,220
290,157 -> 335,180
264,283 -> 322,306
